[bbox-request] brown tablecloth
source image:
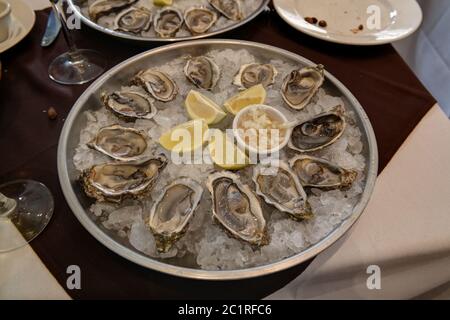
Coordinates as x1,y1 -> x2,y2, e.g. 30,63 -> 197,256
0,7 -> 435,299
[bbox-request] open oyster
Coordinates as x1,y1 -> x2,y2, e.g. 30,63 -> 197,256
208,0 -> 242,21
148,178 -> 203,253
233,63 -> 278,90
289,155 -> 357,189
132,69 -> 178,102
88,0 -> 137,21
153,7 -> 183,38
184,7 -> 218,35
281,65 -> 325,110
184,56 -> 220,90
206,171 -> 268,246
81,155 -> 167,203
114,7 -> 152,34
289,105 -> 346,152
88,125 -> 151,163
102,89 -> 157,121
253,161 -> 312,220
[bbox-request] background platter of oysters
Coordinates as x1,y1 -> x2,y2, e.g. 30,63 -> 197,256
75,0 -> 266,40
72,47 -> 369,271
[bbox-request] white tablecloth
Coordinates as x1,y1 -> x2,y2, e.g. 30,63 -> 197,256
1,0 -> 449,300
393,0 -> 450,117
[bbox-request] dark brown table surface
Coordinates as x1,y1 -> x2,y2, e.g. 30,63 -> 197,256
0,5 -> 435,299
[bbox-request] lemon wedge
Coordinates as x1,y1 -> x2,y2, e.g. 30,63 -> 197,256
223,84 -> 267,115
153,0 -> 172,6
185,90 -> 227,125
159,119 -> 209,153
208,129 -> 249,170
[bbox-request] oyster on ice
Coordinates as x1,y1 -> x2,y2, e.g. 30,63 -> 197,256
88,125 -> 150,163
102,89 -> 157,121
81,155 -> 167,203
132,69 -> 178,102
208,0 -> 242,21
253,161 -> 312,220
153,7 -> 183,38
289,105 -> 346,152
148,178 -> 203,253
290,155 -> 357,189
88,0 -> 137,21
184,56 -> 220,90
281,65 -> 325,110
184,7 -> 217,35
233,63 -> 278,90
113,7 -> 152,33
206,171 -> 268,246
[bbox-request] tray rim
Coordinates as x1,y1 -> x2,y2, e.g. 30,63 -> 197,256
57,39 -> 378,280
67,0 -> 271,43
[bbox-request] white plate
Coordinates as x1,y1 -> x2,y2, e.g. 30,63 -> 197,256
273,0 -> 422,45
0,0 -> 35,53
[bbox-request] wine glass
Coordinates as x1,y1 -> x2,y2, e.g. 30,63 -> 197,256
0,180 -> 54,252
48,0 -> 105,85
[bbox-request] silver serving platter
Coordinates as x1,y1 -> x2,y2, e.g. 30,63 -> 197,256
67,0 -> 270,42
57,40 -> 378,280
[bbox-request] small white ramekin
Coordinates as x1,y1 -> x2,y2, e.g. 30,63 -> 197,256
232,104 -> 292,155
0,0 -> 11,43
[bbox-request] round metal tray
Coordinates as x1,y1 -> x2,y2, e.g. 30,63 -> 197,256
57,40 -> 378,280
67,0 -> 270,42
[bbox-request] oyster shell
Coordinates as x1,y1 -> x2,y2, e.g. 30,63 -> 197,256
208,0 -> 242,21
281,65 -> 325,110
132,69 -> 178,102
102,89 -> 157,121
148,178 -> 203,253
289,105 -> 346,152
113,7 -> 152,34
253,161 -> 312,220
88,0 -> 137,21
289,155 -> 357,189
184,7 -> 217,35
88,125 -> 151,163
233,63 -> 278,90
184,56 -> 220,90
153,7 -> 183,38
81,155 -> 167,203
206,171 -> 268,246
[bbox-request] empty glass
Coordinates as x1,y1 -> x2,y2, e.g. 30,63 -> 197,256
48,0 -> 105,85
0,180 -> 54,252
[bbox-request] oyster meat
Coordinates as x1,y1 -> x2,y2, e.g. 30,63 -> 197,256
233,63 -> 278,90
132,69 -> 178,102
153,7 -> 183,38
289,105 -> 346,152
102,89 -> 157,120
114,7 -> 152,34
88,125 -> 150,163
184,7 -> 218,35
206,171 -> 268,246
208,0 -> 242,21
148,178 -> 203,253
88,0 -> 137,21
253,161 -> 312,220
184,56 -> 220,90
290,155 -> 357,189
81,155 -> 167,203
281,65 -> 325,110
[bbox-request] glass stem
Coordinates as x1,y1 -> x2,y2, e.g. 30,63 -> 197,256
0,192 -> 17,219
50,0 -> 78,56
